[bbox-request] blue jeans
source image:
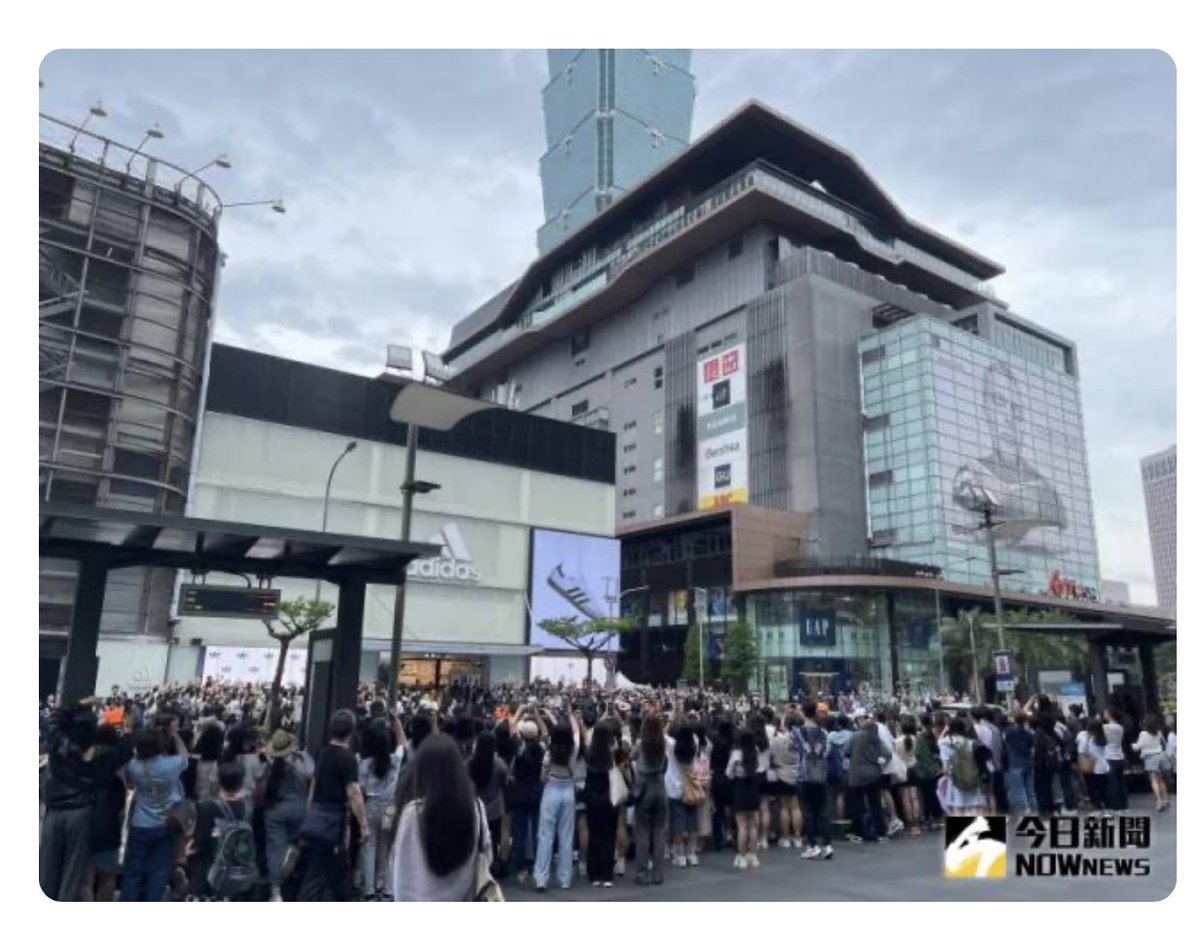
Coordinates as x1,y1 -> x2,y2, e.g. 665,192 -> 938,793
1007,767 -> 1034,815
534,780 -> 576,888
121,825 -> 174,901
265,798 -> 307,887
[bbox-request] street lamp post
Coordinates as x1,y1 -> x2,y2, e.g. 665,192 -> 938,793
175,154 -> 231,193
68,101 -> 106,153
221,198 -> 286,214
125,123 -> 164,172
314,440 -> 358,603
384,353 -> 497,711
690,587 -> 709,691
603,586 -> 648,687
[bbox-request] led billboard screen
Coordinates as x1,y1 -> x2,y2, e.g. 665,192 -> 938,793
529,528 -> 621,651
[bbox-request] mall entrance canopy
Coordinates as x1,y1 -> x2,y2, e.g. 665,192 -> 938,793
39,502 -> 441,716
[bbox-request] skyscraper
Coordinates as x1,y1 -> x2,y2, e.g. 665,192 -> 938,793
1141,445 -> 1176,609
537,49 -> 695,254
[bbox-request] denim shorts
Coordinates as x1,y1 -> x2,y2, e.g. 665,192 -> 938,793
669,798 -> 699,834
1143,754 -> 1163,773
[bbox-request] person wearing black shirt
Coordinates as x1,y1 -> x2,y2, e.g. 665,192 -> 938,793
296,710 -> 367,901
186,761 -> 253,900
81,724 -> 131,901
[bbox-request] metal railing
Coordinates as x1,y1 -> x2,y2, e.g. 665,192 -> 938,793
39,112 -> 224,221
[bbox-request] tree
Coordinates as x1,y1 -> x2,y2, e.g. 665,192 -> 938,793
723,618 -> 760,694
536,615 -> 636,684
262,596 -> 334,730
682,623 -> 703,683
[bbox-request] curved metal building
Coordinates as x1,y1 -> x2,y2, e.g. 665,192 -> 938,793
39,113 -> 222,671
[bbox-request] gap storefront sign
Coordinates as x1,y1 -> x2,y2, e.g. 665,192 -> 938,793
697,342 -> 749,509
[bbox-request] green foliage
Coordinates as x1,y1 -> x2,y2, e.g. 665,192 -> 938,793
723,618 -> 760,693
266,596 -> 335,644
537,615 -> 636,682
682,623 -> 703,683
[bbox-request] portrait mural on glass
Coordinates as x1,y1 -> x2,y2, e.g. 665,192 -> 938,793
945,358 -> 1066,556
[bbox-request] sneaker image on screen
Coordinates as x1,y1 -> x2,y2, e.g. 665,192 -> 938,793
547,564 -> 609,621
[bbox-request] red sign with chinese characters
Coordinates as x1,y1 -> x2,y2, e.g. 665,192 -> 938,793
721,349 -> 740,376
703,359 -> 720,383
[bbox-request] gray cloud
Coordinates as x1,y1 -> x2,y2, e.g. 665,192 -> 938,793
39,50 -> 1175,603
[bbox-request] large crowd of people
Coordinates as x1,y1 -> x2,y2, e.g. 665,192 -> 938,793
38,677 -> 1177,901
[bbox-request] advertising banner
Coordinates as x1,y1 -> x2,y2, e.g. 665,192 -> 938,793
529,529 -> 621,651
696,342 -> 749,509
202,644 -> 305,687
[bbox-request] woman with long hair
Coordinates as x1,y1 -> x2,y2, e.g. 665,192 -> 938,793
508,717 -> 545,883
769,714 -> 802,848
192,724 -> 224,803
122,727 -> 188,901
533,717 -> 580,892
726,726 -> 766,868
260,728 -> 314,902
913,714 -> 943,831
390,733 -> 489,901
1102,706 -> 1128,812
632,714 -> 669,885
1132,713 -> 1170,811
357,718 -> 402,899
469,730 -> 509,867
708,719 -> 735,851
894,718 -> 921,834
583,722 -> 618,887
1077,719 -> 1110,812
666,724 -> 701,868
748,715 -> 771,849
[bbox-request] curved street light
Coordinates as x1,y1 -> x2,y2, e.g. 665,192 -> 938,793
175,153 -> 231,193
222,198 -> 286,214
68,100 -> 106,153
125,123 -> 165,172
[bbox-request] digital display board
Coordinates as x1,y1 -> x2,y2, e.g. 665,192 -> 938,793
179,584 -> 280,619
528,529 -> 621,651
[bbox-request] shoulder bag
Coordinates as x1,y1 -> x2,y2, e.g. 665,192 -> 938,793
472,801 -> 504,902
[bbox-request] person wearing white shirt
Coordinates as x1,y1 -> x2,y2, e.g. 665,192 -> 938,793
1131,713 -> 1170,812
1076,720 -> 1110,812
1101,708 -> 1127,812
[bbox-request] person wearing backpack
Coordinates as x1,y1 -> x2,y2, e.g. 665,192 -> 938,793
845,720 -> 889,843
1031,715 -> 1062,815
186,761 -> 258,901
795,703 -> 833,860
938,717 -> 984,816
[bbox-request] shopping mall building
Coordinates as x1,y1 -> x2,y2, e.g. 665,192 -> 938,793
444,100 -> 1174,707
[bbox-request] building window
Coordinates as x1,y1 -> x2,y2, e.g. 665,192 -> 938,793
675,263 -> 695,288
654,410 -> 664,435
624,376 -> 637,388
728,234 -> 744,259
653,457 -> 664,483
571,399 -> 589,418
623,488 -> 638,498
652,503 -> 664,518
622,464 -> 637,475
868,469 -> 894,488
623,420 -> 637,431
622,510 -> 637,519
623,442 -> 637,454
570,329 -> 590,356
654,366 -> 663,389
861,346 -> 885,367
863,413 -> 890,432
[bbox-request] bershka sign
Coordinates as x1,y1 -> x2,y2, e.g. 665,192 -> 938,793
696,342 -> 749,509
410,522 -> 481,583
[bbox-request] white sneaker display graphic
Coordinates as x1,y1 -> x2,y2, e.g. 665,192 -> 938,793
547,564 -> 611,621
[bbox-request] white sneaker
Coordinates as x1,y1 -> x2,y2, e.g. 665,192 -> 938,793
822,845 -> 834,860
673,855 -> 688,868
888,818 -> 904,837
779,837 -> 792,849
757,838 -> 768,850
748,853 -> 761,868
687,853 -> 699,867
734,854 -> 747,869
615,857 -> 625,876
801,845 -> 820,859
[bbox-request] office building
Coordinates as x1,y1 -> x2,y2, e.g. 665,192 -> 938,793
538,49 -> 695,254
1141,445 -> 1176,609
159,344 -> 617,691
39,113 -> 221,694
1101,580 -> 1131,605
441,100 -> 1156,697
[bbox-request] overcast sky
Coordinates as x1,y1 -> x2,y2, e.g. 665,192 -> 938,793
39,49 -> 1175,603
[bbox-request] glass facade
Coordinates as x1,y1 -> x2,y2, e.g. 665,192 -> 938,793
860,316 -> 1100,596
746,588 -> 943,698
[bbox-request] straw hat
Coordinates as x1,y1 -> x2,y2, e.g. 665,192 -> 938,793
264,729 -> 298,758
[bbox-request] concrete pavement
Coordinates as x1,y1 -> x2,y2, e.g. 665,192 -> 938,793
502,795 -> 1175,902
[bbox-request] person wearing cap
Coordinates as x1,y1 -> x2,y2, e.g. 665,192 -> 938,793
259,728 -> 314,901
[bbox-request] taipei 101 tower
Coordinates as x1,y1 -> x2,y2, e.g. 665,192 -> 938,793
537,49 -> 696,253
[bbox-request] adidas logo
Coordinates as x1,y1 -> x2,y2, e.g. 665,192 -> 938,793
410,522 -> 480,583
